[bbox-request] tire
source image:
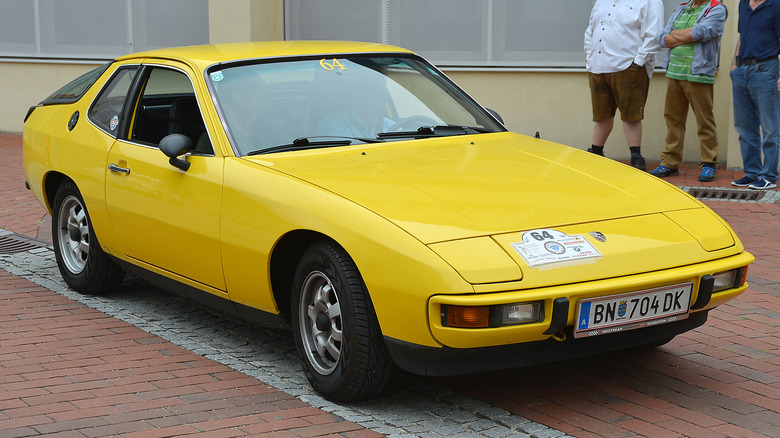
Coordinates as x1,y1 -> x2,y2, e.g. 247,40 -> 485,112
291,240 -> 392,401
51,181 -> 124,294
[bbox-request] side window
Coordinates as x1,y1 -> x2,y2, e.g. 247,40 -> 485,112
88,67 -> 138,135
130,67 -> 211,153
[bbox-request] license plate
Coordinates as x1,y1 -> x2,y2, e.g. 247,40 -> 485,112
574,283 -> 692,338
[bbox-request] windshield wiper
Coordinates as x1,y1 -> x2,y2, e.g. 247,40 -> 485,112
376,124 -> 495,139
246,136 -> 383,156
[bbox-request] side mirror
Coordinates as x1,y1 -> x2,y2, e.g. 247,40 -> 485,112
159,134 -> 193,171
486,108 -> 504,125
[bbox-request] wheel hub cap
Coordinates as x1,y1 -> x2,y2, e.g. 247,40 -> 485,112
299,271 -> 342,375
57,195 -> 89,275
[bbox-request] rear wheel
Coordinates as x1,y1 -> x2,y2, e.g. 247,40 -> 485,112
51,181 -> 124,294
291,240 -> 392,401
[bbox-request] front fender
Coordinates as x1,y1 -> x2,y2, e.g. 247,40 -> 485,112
220,157 -> 471,348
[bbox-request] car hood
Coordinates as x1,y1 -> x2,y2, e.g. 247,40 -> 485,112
254,132 -> 705,244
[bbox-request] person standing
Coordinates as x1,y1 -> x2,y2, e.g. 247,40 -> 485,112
730,0 -> 780,190
649,0 -> 727,182
584,0 -> 664,171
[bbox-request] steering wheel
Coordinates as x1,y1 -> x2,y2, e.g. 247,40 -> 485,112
388,115 -> 439,132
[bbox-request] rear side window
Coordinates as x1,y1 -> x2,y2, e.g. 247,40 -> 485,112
88,67 -> 139,136
41,62 -> 112,105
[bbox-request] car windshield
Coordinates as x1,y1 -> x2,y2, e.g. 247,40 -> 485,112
208,55 -> 504,156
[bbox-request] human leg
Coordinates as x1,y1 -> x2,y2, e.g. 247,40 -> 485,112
684,81 -> 719,181
730,65 -> 761,182
623,121 -> 643,148
750,60 -> 780,184
589,72 -> 617,153
592,117 -> 614,147
613,65 -> 649,170
660,78 -> 689,169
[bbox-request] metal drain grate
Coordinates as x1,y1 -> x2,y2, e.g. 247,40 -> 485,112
0,233 -> 50,254
686,187 -> 764,201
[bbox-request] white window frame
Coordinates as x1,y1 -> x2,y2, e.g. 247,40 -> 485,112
0,0 -> 208,61
285,0 -> 682,70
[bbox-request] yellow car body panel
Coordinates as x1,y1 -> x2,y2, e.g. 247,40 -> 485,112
263,132 -> 702,244
219,156 -> 472,348
104,141 -> 226,291
23,63 -> 125,247
21,42 -> 754,391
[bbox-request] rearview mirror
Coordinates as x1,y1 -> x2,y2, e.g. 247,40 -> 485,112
159,134 -> 193,171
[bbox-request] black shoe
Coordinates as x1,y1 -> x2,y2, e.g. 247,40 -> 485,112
587,147 -> 604,156
630,154 -> 646,171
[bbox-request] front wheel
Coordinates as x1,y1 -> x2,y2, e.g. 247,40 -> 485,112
51,181 -> 124,294
291,240 -> 392,401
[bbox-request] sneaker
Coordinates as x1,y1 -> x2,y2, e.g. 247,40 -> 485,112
748,178 -> 777,190
649,165 -> 679,177
698,165 -> 716,182
587,147 -> 604,156
731,176 -> 756,187
630,154 -> 646,171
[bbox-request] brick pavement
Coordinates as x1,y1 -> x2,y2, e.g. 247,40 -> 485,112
0,270 -> 375,437
0,134 -> 47,240
1,133 -> 380,437
2,132 -> 780,437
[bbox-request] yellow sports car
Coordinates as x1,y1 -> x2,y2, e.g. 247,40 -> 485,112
23,41 -> 753,401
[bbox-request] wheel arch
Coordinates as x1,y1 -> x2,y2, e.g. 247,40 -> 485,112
269,229 -> 337,323
42,171 -> 71,214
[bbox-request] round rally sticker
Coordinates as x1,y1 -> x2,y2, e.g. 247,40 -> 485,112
210,71 -> 224,82
109,115 -> 119,131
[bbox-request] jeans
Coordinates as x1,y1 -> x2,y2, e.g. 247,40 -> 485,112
730,58 -> 780,183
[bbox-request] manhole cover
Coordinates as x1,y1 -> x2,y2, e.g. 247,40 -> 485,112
0,233 -> 50,254
686,187 -> 764,201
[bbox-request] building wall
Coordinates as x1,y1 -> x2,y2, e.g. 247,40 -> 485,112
0,0 -> 744,168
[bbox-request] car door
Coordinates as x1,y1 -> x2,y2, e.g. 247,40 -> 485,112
103,62 -> 226,293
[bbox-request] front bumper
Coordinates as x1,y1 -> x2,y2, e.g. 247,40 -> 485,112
426,252 -> 752,349
386,309 -> 708,376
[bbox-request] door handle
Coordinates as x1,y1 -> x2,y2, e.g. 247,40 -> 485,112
108,163 -> 131,174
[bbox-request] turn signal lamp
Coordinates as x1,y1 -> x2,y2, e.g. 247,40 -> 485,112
443,302 -> 543,328
446,305 -> 490,328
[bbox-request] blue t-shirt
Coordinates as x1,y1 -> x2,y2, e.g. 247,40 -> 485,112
738,0 -> 780,60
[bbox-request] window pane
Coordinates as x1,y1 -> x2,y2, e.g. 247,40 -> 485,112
42,62 -> 112,104
286,0 -> 687,68
388,0 -> 486,63
39,0 -> 128,57
287,0 -> 381,42
133,0 -> 209,50
493,0 -> 593,67
89,67 -> 138,135
132,67 -> 199,145
0,0 -> 37,54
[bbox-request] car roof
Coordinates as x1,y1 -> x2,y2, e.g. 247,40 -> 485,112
117,41 -> 415,71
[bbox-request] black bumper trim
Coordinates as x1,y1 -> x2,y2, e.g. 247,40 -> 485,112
385,310 -> 708,376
